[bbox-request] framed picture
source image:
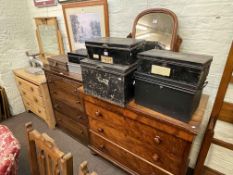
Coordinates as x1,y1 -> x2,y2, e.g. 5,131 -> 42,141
34,0 -> 57,7
62,0 -> 109,51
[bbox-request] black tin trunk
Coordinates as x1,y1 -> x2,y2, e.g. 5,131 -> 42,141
134,72 -> 203,122
137,49 -> 213,89
85,37 -> 145,65
81,59 -> 137,106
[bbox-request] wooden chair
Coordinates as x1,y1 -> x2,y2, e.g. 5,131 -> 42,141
25,122 -> 73,175
78,161 -> 98,175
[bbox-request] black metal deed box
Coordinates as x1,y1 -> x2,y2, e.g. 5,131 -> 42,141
85,37 -> 145,65
81,58 -> 137,106
68,49 -> 88,64
135,49 -> 213,122
137,49 -> 213,89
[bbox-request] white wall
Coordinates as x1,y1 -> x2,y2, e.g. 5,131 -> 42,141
11,0 -> 233,174
0,0 -> 37,115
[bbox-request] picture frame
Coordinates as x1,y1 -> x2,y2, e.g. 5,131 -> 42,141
62,0 -> 109,51
34,0 -> 57,7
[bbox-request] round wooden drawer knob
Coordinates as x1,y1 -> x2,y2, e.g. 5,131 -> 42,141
100,144 -> 105,150
97,128 -> 104,133
154,136 -> 161,144
152,153 -> 159,162
95,111 -> 101,117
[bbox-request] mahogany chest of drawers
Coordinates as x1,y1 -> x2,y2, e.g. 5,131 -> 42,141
79,87 -> 208,175
14,68 -> 55,128
44,65 -> 88,145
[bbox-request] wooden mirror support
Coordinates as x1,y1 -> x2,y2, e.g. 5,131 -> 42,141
35,17 -> 64,64
130,8 -> 182,52
194,41 -> 233,175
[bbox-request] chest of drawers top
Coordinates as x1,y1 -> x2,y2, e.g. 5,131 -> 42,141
13,68 -> 46,85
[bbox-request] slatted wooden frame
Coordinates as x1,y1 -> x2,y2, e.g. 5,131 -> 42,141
25,122 -> 73,175
194,41 -> 233,175
79,161 -> 98,175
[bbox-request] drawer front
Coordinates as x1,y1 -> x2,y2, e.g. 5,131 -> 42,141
53,99 -> 87,126
46,72 -> 82,96
85,102 -> 186,157
55,111 -> 88,145
33,105 -> 47,120
89,117 -> 181,174
90,132 -> 171,175
46,73 -> 83,110
22,97 -> 46,120
15,77 -> 41,98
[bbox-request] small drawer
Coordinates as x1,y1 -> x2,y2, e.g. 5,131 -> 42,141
16,77 -> 41,98
53,99 -> 87,126
46,73 -> 82,96
90,132 -> 171,175
85,101 -> 125,127
55,111 -> 88,145
89,117 -> 181,174
33,105 -> 47,120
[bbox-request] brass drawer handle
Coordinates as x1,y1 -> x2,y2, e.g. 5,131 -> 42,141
153,136 -> 161,145
152,153 -> 159,162
97,128 -> 104,133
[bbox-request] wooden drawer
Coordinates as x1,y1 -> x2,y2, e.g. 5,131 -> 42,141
85,102 -> 187,157
53,99 -> 87,126
55,111 -> 88,145
15,77 -> 41,98
90,131 -> 172,175
89,117 -> 181,174
22,97 -> 46,120
33,105 -> 47,120
46,73 -> 82,96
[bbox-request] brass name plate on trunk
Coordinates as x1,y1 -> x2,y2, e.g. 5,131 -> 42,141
151,65 -> 171,76
101,56 -> 113,64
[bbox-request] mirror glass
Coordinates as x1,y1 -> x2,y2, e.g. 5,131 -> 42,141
38,24 -> 59,55
135,13 -> 174,50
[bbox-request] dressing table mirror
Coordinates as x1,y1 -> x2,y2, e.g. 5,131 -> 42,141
35,17 -> 64,64
130,8 -> 182,52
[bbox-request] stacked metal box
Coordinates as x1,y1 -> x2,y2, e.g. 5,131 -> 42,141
81,37 -> 145,106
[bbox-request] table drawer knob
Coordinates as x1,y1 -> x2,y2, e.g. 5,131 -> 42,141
97,128 -> 104,133
100,144 -> 105,150
152,153 -> 159,161
153,136 -> 161,144
95,111 -> 102,117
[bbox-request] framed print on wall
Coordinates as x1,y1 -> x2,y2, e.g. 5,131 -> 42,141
34,0 -> 57,7
62,0 -> 109,51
